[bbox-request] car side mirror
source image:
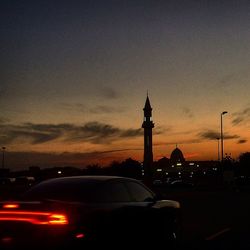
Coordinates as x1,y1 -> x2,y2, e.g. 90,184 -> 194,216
144,197 -> 155,202
154,193 -> 164,201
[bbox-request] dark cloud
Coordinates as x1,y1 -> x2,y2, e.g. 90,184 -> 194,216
119,125 -> 166,141
9,130 -> 60,144
154,126 -> 168,135
0,123 -> 64,145
24,122 -> 73,132
232,107 -> 250,125
90,105 -> 124,114
119,126 -> 165,138
68,122 -> 121,144
198,130 -> 220,140
0,121 -> 143,145
237,139 -> 247,144
198,130 -> 240,140
68,122 -> 146,143
120,128 -> 143,137
182,107 -> 194,118
87,148 -> 142,155
223,134 -> 241,139
0,117 -> 9,124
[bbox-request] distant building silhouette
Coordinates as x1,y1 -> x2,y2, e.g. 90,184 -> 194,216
142,95 -> 154,184
152,145 -> 221,185
170,145 -> 185,166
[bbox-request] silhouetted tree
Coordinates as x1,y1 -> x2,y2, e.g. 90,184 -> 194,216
223,154 -> 234,171
84,164 -> 102,175
120,158 -> 142,179
238,152 -> 250,176
154,157 -> 170,169
104,158 -> 142,179
106,161 -> 122,175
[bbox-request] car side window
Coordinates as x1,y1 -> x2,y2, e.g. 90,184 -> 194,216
96,181 -> 131,202
126,181 -> 154,202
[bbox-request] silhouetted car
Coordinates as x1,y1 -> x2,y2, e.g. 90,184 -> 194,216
0,177 -> 12,185
169,179 -> 194,188
0,176 -> 181,249
152,179 -> 163,186
14,176 -> 36,186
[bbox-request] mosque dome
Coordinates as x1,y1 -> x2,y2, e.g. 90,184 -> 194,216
170,147 -> 185,164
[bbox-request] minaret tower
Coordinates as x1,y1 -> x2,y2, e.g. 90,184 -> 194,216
142,94 -> 154,184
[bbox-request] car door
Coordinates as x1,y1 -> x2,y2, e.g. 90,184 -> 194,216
123,180 -> 158,239
87,179 -> 133,240
124,181 -> 181,243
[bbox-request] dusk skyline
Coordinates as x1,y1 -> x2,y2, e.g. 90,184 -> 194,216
1,0 -> 250,169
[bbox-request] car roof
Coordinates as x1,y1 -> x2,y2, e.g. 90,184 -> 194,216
38,175 -> 139,185
23,175 -> 155,202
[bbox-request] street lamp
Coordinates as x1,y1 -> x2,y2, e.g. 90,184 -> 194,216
2,147 -> 6,169
216,137 -> 220,162
220,111 -> 228,163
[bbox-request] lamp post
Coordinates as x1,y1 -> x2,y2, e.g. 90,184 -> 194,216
216,137 -> 220,162
220,111 -> 228,163
2,147 -> 6,169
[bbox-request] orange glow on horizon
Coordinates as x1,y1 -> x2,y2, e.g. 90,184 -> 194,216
183,153 -> 200,159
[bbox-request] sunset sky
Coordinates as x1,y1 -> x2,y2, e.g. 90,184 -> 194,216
1,0 -> 250,170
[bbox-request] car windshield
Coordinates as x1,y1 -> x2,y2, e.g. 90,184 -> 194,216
22,178 -> 104,202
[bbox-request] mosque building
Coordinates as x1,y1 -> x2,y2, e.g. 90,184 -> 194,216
142,95 -> 219,183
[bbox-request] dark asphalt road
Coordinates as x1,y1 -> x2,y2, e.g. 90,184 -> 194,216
153,185 -> 250,249
1,183 -> 250,249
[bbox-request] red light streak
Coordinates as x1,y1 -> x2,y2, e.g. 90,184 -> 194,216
3,204 -> 19,209
75,233 -> 85,239
0,211 -> 68,225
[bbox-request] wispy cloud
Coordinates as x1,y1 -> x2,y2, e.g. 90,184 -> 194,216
67,122 -> 121,144
89,105 -> 124,114
182,107 -> 194,118
198,130 -> 220,140
223,134 -> 241,140
0,123 -> 65,145
99,86 -> 120,99
154,139 -> 201,147
0,117 -> 9,124
218,68 -> 250,88
0,121 -> 145,145
61,103 -> 86,113
167,129 -> 194,136
232,107 -> 250,125
198,130 -> 240,140
120,128 -> 143,137
154,126 -> 169,135
237,139 -> 247,144
61,103 -> 124,114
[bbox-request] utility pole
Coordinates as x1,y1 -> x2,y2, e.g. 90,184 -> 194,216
2,147 -> 6,169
